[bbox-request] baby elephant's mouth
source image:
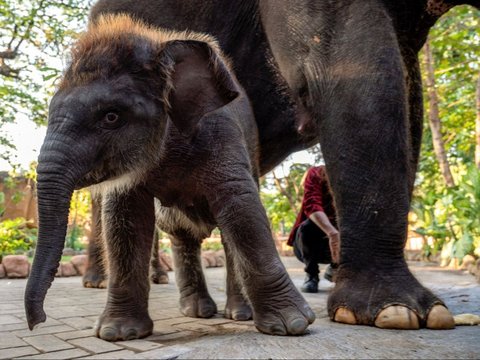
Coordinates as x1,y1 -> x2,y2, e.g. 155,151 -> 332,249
75,172 -> 108,190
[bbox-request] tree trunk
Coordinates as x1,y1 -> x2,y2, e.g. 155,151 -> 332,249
423,38 -> 456,187
272,170 -> 298,214
475,71 -> 480,169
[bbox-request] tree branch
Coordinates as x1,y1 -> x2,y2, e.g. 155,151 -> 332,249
272,170 -> 298,214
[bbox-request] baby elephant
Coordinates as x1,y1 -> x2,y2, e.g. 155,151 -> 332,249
25,14 -> 314,341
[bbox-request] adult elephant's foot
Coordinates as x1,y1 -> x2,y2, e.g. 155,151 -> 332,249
225,294 -> 252,321
328,265 -> 455,330
249,272 -> 315,335
95,313 -> 153,341
179,292 -> 217,318
83,268 -> 107,288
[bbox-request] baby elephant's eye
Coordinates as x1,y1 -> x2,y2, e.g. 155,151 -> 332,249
105,112 -> 119,123
100,112 -> 123,129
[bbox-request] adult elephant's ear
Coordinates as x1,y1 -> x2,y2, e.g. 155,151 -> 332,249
158,40 -> 240,137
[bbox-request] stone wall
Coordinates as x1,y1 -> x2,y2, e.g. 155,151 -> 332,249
0,172 -> 38,226
0,250 -> 226,279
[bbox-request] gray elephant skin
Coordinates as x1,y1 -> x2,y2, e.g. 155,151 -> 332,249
25,15 -> 315,341
80,0 -> 480,331
26,0 -> 480,341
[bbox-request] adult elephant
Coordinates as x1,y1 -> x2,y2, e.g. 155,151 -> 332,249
92,0 -> 480,330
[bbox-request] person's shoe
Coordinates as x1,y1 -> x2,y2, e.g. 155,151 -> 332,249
324,264 -> 338,282
301,275 -> 319,293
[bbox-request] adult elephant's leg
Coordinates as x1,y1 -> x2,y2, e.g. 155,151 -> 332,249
149,229 -> 169,284
95,187 -> 155,341
209,174 -> 315,335
83,193 -> 107,288
170,229 -> 217,318
261,0 -> 453,330
222,237 -> 252,321
315,3 -> 453,329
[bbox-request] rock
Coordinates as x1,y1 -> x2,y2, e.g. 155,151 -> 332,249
62,247 -> 76,256
202,251 -> 217,268
57,262 -> 78,277
159,252 -> 173,271
429,253 -> 441,264
2,255 -> 30,278
215,249 -> 226,267
0,263 -> 5,278
473,259 -> 480,283
280,248 -> 294,257
447,258 -> 459,269
71,255 -> 88,275
460,255 -> 476,270
404,250 -> 421,261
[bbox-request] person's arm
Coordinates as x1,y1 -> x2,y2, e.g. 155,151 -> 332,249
309,211 -> 340,264
302,167 -> 340,263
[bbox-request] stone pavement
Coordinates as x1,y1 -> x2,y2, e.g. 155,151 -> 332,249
1,257 -> 479,359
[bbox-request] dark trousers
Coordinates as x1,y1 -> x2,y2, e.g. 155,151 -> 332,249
293,219 -> 332,278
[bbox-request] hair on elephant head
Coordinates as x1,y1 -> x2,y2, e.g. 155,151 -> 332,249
24,14 -> 244,331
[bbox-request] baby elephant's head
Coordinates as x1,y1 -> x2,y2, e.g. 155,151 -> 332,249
25,14 -> 241,331
42,14 -> 239,189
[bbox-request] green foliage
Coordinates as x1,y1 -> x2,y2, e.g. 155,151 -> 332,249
201,240 -> 223,252
0,0 -> 93,167
261,163 -> 310,235
413,6 -> 480,262
425,6 -> 480,165
0,191 -> 4,216
65,189 -> 91,251
413,165 -> 480,260
0,217 -> 37,257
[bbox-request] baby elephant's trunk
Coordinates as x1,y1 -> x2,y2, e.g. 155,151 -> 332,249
24,137 -> 84,329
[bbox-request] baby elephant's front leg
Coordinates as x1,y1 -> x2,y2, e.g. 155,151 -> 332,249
95,187 -> 155,341
210,178 -> 315,335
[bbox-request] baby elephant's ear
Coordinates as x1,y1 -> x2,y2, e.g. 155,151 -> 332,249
159,40 -> 239,137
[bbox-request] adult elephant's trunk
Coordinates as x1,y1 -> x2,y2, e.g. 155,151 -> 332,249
25,136 -> 87,330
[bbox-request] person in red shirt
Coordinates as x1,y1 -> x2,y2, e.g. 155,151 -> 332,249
288,165 -> 340,293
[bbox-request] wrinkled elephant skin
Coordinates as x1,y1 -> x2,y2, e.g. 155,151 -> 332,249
25,15 -> 315,341
86,0 -> 479,330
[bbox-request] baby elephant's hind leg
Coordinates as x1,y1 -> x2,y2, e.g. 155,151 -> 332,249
222,239 -> 252,321
83,195 -> 107,288
170,229 -> 217,318
150,230 -> 169,284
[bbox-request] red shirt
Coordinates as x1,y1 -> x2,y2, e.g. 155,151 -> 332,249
287,166 -> 336,246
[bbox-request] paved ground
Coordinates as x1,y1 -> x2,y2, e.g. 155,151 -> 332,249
1,257 -> 479,359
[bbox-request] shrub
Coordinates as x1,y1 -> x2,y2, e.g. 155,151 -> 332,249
0,217 -> 37,259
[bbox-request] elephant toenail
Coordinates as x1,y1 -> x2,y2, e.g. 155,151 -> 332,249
270,324 -> 287,335
125,329 -> 138,340
306,308 -> 316,323
289,318 -> 308,335
374,306 -> 419,329
100,327 -> 117,341
233,311 -> 251,321
426,305 -> 455,329
334,307 -> 357,325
